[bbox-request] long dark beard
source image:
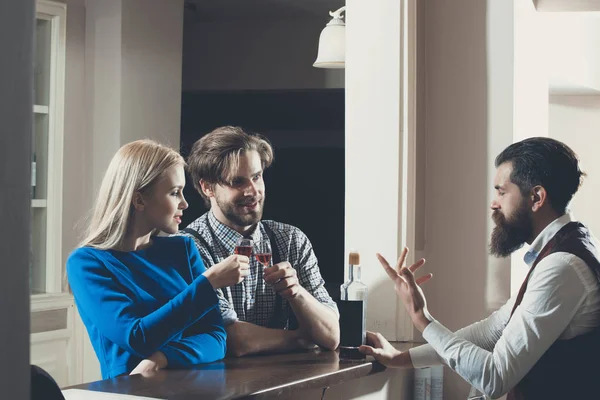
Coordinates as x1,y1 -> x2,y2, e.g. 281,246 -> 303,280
489,200 -> 533,258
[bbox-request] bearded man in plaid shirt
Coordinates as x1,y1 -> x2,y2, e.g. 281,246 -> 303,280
179,126 -> 339,357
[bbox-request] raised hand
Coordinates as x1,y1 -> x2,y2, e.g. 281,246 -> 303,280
377,248 -> 433,332
204,254 -> 250,289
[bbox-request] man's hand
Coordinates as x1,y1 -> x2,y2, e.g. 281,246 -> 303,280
129,351 -> 168,377
226,321 -> 317,357
263,261 -> 301,300
377,248 -> 433,332
359,331 -> 412,368
204,255 -> 250,289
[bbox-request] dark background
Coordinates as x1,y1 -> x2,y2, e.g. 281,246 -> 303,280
179,89 -> 345,298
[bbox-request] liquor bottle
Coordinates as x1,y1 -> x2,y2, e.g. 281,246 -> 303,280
338,251 -> 368,359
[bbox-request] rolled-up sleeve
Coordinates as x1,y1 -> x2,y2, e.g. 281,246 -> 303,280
292,229 -> 339,317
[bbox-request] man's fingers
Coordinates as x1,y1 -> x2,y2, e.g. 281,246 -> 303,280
271,261 -> 292,270
359,345 -> 384,357
399,267 -> 418,287
264,268 -> 295,283
365,330 -> 383,348
273,278 -> 298,293
408,258 -> 427,273
359,345 -> 387,363
415,273 -> 433,285
358,345 -> 376,356
396,247 -> 409,274
376,253 -> 400,281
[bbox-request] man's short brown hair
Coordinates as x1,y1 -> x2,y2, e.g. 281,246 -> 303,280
187,126 -> 274,206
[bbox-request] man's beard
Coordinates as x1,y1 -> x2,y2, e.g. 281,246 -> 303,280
490,199 -> 533,258
215,194 -> 264,228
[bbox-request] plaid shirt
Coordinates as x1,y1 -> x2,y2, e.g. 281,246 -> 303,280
179,211 -> 338,328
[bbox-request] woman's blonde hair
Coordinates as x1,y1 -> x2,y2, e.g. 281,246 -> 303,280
79,139 -> 185,250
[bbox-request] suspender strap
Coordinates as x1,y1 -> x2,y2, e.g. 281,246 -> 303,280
263,223 -> 288,328
182,228 -> 211,250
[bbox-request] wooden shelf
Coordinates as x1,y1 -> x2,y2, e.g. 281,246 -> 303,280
33,105 -> 49,114
31,199 -> 47,208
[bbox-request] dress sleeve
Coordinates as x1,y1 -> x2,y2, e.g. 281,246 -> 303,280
67,246 -> 220,358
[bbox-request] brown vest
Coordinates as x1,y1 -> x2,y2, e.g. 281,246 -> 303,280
507,222 -> 600,400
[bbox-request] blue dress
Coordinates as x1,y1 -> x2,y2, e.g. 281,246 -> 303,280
67,236 -> 226,379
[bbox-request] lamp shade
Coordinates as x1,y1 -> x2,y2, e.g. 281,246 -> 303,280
313,15 -> 345,69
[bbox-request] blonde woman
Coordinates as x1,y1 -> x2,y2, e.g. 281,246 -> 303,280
67,140 -> 249,379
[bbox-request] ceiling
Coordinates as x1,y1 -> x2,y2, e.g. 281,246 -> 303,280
535,0 -> 600,12
184,0 -> 345,22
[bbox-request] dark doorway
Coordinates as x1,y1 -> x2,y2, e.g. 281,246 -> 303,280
180,89 -> 345,296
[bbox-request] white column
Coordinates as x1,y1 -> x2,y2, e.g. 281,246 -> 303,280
0,0 -> 34,397
510,0 -> 549,294
345,0 -> 406,340
484,0 -> 515,311
85,0 -> 123,191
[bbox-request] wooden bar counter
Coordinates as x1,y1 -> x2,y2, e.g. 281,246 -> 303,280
67,343 -> 418,399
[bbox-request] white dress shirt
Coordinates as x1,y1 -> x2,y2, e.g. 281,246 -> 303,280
408,214 -> 600,399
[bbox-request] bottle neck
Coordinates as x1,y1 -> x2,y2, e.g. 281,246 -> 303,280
348,264 -> 361,282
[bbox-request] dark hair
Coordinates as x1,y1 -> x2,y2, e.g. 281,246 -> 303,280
187,126 -> 274,207
495,137 -> 585,214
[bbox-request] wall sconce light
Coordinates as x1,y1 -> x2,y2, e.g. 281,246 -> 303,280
313,6 -> 346,69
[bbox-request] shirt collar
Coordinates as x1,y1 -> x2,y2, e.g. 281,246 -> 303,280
207,210 -> 263,251
523,213 -> 573,266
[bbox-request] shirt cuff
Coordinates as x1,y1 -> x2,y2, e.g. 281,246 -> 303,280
160,347 -> 182,368
408,343 -> 443,368
421,320 -> 456,357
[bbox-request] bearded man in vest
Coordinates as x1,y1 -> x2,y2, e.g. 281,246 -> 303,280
361,137 -> 600,400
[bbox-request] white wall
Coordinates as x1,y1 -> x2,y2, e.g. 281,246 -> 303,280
0,0 -> 34,397
536,0 -> 600,12
85,0 -> 184,190
417,0 -> 515,398
121,0 -> 184,147
182,19 -> 344,91
543,13 -> 600,94
549,95 -> 600,233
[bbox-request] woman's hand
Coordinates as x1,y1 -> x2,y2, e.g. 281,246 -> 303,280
377,248 -> 433,332
130,351 -> 168,377
203,255 -> 250,289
